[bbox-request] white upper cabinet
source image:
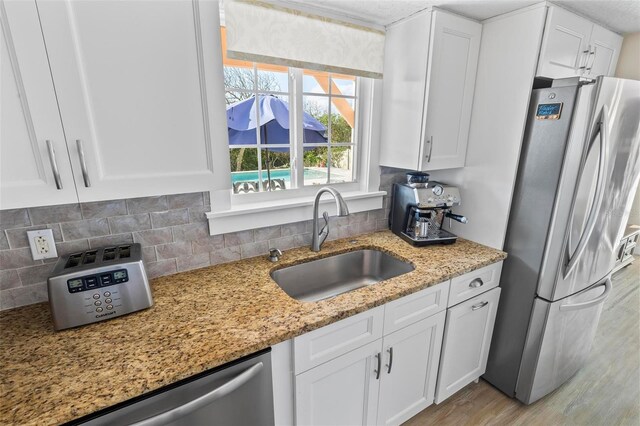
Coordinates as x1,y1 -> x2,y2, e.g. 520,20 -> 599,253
380,9 -> 481,171
587,24 -> 623,77
1,0 -> 216,208
537,5 -> 622,79
36,0 -> 215,203
0,1 -> 77,209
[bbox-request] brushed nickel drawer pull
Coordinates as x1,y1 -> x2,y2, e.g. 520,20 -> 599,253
469,278 -> 484,288
472,301 -> 489,311
46,140 -> 63,190
76,139 -> 91,187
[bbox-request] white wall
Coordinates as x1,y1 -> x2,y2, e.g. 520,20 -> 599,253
615,32 -> 640,226
429,5 -> 548,250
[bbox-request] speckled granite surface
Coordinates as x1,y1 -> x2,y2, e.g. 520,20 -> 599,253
0,231 -> 506,425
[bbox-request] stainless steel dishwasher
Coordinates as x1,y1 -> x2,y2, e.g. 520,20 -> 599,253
73,349 -> 274,426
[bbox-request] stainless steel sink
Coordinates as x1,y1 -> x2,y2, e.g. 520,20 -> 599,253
270,249 -> 415,302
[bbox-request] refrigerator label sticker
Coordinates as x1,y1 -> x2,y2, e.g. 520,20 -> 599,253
536,103 -> 563,120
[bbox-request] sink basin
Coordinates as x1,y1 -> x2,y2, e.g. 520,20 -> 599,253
271,249 -> 415,302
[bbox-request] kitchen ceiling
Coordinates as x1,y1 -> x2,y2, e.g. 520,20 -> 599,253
275,1 -> 640,34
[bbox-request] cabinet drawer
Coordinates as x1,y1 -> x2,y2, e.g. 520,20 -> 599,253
383,280 -> 449,335
448,261 -> 502,307
294,306 -> 384,374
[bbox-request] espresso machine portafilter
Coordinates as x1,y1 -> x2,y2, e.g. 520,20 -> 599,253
389,180 -> 467,246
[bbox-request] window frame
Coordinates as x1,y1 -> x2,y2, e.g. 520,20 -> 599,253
205,10 -> 384,235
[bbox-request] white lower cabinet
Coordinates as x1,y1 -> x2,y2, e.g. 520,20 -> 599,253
295,341 -> 381,426
434,287 -> 501,403
282,265 -> 503,425
377,311 -> 446,426
295,312 -> 446,426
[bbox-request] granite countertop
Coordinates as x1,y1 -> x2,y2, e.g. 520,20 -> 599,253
0,230 -> 506,425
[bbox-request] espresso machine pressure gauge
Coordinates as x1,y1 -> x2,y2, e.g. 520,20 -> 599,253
432,185 -> 444,196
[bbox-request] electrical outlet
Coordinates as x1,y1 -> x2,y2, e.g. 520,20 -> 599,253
27,229 -> 58,260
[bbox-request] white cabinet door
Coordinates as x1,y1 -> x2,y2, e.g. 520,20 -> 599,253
36,0 -> 215,202
379,10 -> 480,172
586,24 -> 622,77
377,311 -> 446,426
0,0 -> 77,209
435,287 -> 501,403
420,10 -> 481,171
537,6 -> 593,78
295,340 -> 381,426
379,11 -> 431,170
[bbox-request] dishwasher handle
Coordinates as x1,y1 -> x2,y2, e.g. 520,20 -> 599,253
130,362 -> 264,426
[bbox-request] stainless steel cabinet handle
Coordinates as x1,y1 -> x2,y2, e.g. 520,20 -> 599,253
471,301 -> 489,311
130,362 -> 264,426
469,278 -> 484,288
386,347 -> 393,374
579,45 -> 594,70
45,140 -> 63,190
426,136 -> 434,163
374,352 -> 381,380
76,139 -> 91,187
586,48 -> 596,72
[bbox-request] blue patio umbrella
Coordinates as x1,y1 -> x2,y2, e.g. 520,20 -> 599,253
226,95 -> 328,187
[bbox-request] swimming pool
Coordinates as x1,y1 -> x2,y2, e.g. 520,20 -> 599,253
231,168 -> 328,183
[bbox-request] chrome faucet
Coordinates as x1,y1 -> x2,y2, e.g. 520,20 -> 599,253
311,187 -> 350,252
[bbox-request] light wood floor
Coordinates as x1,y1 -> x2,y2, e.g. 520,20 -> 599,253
405,257 -> 640,426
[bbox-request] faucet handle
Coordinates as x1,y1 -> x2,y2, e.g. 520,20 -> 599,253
268,248 -> 283,262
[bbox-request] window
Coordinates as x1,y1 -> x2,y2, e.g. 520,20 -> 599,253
206,21 -> 384,236
221,27 -> 359,195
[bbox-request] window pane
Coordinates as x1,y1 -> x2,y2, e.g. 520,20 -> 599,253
303,146 -> 329,186
331,75 -> 356,97
259,94 -> 292,146
230,147 -> 258,172
224,66 -> 255,91
330,146 -> 355,183
303,96 -> 329,144
303,71 -> 329,94
226,90 -> 252,106
261,148 -> 291,191
230,148 -> 260,194
330,98 -> 355,144
257,68 -> 288,92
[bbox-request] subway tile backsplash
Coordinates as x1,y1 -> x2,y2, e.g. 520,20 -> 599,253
0,168 -> 408,311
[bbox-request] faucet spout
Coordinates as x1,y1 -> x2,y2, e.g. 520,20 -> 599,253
311,187 -> 350,252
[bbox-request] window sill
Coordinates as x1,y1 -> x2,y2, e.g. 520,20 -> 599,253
206,190 -> 386,235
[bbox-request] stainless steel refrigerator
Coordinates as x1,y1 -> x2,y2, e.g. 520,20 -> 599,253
483,76 -> 640,404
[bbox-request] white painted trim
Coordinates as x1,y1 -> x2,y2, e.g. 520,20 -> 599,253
0,1 -> 46,182
481,1 -> 547,24
272,340 -> 295,426
269,0 -> 386,32
207,190 -> 385,235
191,0 -> 214,173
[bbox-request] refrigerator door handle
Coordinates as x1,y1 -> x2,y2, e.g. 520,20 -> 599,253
564,105 -> 609,278
559,278 -> 611,312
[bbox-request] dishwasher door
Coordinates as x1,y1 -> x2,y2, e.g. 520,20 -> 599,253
78,349 -> 274,426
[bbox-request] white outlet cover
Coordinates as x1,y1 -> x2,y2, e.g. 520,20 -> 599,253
27,229 -> 58,260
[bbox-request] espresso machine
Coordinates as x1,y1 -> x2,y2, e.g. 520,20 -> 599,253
390,180 -> 467,246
